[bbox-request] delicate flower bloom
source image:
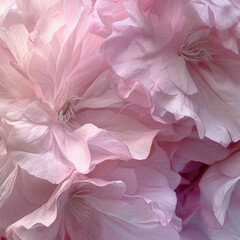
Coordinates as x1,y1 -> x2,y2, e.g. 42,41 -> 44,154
101,0 -> 240,146
1,1 -> 240,239
6,151 -> 181,240
0,1 -> 162,185
0,17 -> 105,182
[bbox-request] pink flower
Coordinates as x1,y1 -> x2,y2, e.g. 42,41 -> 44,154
101,0 -> 240,146
2,1 -> 240,239
6,152 -> 181,240
0,16 -> 105,182
0,0 -> 163,185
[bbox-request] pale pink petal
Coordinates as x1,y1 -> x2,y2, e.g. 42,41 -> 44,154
89,146 -> 181,227
109,74 -> 153,109
0,0 -> 15,25
101,0 -> 240,146
9,150 -> 73,184
76,70 -> 123,109
2,8 -> 34,31
164,57 -> 198,95
52,123 -> 100,174
0,64 -> 35,100
0,24 -> 29,64
95,206 -> 180,240
88,129 -> 132,167
6,171 -> 180,240
0,160 -> 17,208
168,129 -> 233,169
75,109 -> 158,160
192,0 -> 240,30
0,167 -> 55,229
2,102 -> 73,183
31,7 -> 64,44
27,6 -> 107,106
16,0 -> 61,20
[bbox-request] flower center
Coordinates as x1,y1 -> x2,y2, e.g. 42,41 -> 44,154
56,97 -> 78,123
54,83 -> 80,125
179,30 -> 217,65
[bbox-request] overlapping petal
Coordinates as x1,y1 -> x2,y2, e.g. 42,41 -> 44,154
0,1 -> 240,239
6,154 -> 181,240
101,0 -> 240,146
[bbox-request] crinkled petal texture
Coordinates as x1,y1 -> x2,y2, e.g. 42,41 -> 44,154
0,2 -> 140,183
6,169 -> 180,240
4,1 -> 240,240
164,129 -> 234,171
191,0 -> 240,54
199,150 -> 240,239
1,100 -> 114,183
88,146 -> 181,227
91,0 -> 154,37
75,108 -> 160,160
191,0 -> 240,32
101,0 -> 240,146
0,10 -> 161,198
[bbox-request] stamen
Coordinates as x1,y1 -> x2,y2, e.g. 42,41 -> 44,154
179,30 -> 218,65
54,83 -> 80,125
55,96 -> 79,124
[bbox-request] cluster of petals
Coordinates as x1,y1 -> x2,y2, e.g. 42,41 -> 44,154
0,0 -> 240,239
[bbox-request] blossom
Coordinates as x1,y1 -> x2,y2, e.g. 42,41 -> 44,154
101,0 -> 240,146
6,151 -> 181,240
0,17 -> 104,183
1,0 -> 240,239
0,0 -> 172,185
